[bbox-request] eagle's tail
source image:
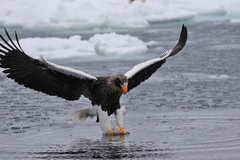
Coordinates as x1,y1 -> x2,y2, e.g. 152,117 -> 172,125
70,106 -> 99,123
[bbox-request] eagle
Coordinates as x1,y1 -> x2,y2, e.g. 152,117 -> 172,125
0,25 -> 187,135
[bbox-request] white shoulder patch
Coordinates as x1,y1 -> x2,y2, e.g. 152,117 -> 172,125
39,55 -> 45,62
44,59 -> 97,80
125,49 -> 172,78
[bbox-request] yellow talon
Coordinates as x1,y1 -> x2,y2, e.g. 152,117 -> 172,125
109,129 -> 118,135
119,127 -> 127,135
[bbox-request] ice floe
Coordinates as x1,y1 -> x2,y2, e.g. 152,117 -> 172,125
0,0 -> 240,31
2,33 -> 149,59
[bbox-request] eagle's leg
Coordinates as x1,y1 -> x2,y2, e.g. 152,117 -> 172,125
98,107 -> 117,135
116,108 -> 127,135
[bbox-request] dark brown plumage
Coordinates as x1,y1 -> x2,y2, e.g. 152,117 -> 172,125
0,25 -> 187,134
93,75 -> 127,113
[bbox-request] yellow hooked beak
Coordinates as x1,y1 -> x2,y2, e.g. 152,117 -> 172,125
120,84 -> 128,94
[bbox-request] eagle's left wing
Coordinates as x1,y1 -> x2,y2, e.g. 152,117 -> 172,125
125,24 -> 187,92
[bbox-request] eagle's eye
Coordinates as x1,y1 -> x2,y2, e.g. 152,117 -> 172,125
114,78 -> 122,86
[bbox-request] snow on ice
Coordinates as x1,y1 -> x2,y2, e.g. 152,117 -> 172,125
12,33 -> 148,59
0,0 -> 240,31
89,33 -> 147,56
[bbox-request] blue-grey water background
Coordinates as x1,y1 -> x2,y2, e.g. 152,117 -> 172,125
1,21 -> 240,160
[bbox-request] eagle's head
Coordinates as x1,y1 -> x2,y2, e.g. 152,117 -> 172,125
114,75 -> 128,94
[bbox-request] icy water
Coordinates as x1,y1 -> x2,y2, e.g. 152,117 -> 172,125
1,22 -> 240,159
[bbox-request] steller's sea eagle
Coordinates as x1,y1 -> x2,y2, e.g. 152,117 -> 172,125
0,25 -> 187,135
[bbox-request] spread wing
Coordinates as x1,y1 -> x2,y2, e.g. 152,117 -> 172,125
125,24 -> 187,92
0,29 -> 97,101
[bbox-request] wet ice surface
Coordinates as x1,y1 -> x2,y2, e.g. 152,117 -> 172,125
1,22 -> 240,159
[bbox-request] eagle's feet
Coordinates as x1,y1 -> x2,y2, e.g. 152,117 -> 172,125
119,127 -> 127,135
108,128 -> 128,135
109,129 -> 118,135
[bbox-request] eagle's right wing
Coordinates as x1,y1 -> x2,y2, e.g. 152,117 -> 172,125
0,29 -> 97,101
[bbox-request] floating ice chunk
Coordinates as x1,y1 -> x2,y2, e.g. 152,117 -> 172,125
230,19 -> 240,23
181,72 -> 230,81
0,0 -> 149,31
89,33 -> 148,56
145,41 -> 159,46
1,0 -> 240,31
209,75 -> 230,79
3,33 -> 148,59
19,35 -> 96,59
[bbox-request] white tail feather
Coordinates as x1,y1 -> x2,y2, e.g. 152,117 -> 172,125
70,106 -> 99,123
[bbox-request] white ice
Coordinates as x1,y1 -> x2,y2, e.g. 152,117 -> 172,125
14,33 -> 148,59
89,33 -> 147,56
19,36 -> 95,59
0,0 -> 240,31
180,72 -> 230,82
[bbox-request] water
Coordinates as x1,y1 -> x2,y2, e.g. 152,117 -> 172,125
1,22 -> 240,159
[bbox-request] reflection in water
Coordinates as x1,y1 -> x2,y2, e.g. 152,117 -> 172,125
33,134 -> 170,159
70,135 -> 127,159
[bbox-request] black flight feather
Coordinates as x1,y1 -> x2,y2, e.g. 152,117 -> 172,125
0,29 -> 97,101
126,24 -> 187,92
